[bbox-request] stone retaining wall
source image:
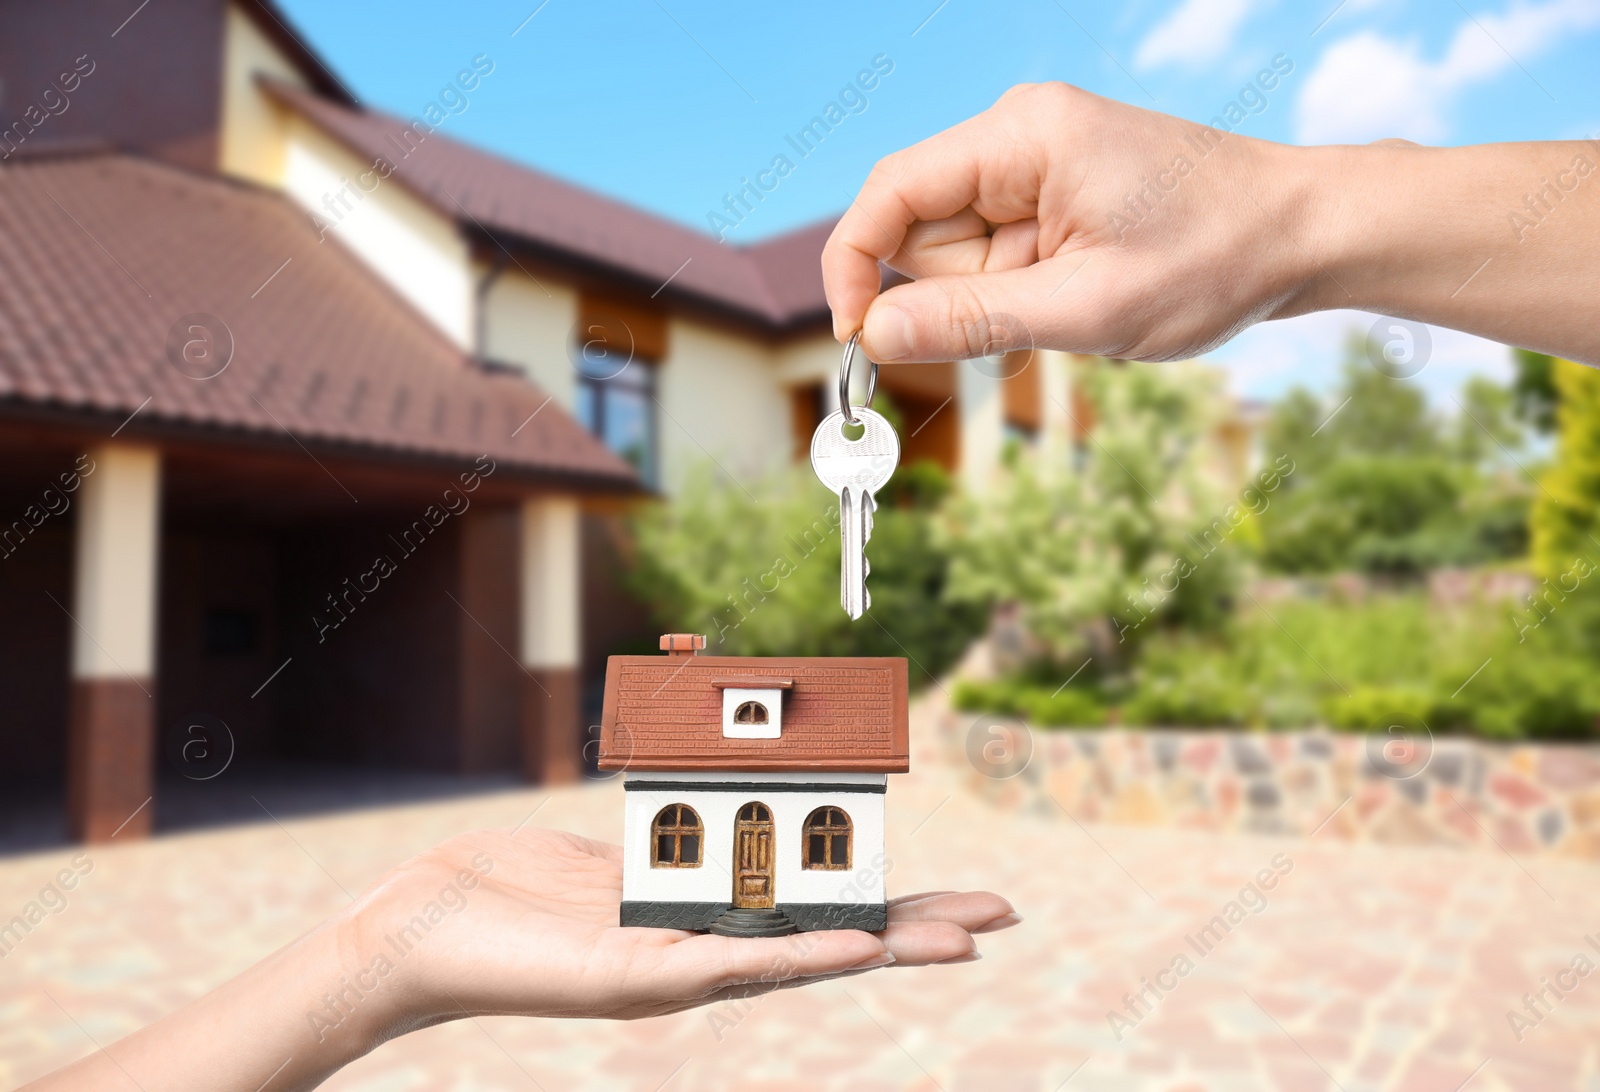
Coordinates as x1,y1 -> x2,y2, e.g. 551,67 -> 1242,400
940,709 -> 1600,859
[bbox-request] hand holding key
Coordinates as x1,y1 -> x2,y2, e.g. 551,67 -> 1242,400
811,333 -> 900,620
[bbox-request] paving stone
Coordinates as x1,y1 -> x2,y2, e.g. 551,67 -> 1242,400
5,693 -> 1600,1090
1246,781 -> 1280,810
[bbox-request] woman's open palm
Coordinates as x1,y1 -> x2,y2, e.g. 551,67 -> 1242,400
350,828 -> 1020,1026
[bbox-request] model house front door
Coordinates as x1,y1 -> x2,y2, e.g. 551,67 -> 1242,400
732,801 -> 774,908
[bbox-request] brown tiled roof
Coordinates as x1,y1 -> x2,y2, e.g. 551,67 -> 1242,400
0,153 -> 637,486
262,80 -> 839,328
599,655 -> 909,773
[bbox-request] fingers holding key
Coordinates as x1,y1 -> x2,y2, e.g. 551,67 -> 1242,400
884,210 -> 1043,283
823,89 -> 1062,342
823,79 -> 1320,365
856,260 -> 1099,364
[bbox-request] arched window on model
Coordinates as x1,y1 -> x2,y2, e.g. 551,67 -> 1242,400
652,804 -> 702,867
802,806 -> 852,870
733,700 -> 768,725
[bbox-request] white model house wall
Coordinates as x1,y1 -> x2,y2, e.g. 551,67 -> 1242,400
621,771 -> 888,906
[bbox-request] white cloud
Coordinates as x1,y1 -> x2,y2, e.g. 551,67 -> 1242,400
1297,0 -> 1600,144
1203,309 -> 1511,405
1135,0 -> 1260,70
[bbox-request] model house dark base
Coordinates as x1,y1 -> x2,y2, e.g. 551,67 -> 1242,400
619,901 -> 888,933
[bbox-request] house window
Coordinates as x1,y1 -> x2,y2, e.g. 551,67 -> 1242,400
802,806 -> 852,870
651,804 -> 702,868
575,346 -> 657,487
734,700 -> 768,725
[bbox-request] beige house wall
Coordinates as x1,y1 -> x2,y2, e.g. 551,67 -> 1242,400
654,319 -> 790,495
774,333 -> 842,390
217,2 -> 305,187
281,114 -> 476,348
482,269 -> 580,410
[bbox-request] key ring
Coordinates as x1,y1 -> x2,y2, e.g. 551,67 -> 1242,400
838,330 -> 879,425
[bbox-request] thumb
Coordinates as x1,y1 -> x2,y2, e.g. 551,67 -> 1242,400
858,262 -> 1082,364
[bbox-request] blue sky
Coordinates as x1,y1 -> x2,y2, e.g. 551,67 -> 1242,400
278,0 -> 1600,403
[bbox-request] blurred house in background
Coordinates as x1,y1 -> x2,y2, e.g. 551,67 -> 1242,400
0,0 -> 1253,844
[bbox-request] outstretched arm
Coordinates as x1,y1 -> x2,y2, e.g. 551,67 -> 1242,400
823,82 -> 1600,367
23,829 -> 1015,1092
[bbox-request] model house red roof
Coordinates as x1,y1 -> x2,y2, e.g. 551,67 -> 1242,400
598,649 -> 910,773
0,152 -> 637,486
262,79 -> 842,329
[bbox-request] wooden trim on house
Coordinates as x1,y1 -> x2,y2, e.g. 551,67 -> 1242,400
1002,350 -> 1042,433
578,290 -> 668,362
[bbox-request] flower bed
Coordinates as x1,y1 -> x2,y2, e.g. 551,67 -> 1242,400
939,709 -> 1600,859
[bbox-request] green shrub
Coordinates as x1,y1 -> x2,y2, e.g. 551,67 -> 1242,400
1098,591 -> 1600,741
1324,687 -> 1434,732
952,679 -> 1108,727
1123,665 -> 1254,727
1429,634 -> 1600,741
944,360 -> 1241,665
957,581 -> 1600,741
1020,688 -> 1108,727
951,679 -> 1025,716
629,463 -> 986,688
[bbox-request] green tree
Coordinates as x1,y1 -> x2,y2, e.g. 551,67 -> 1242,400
944,360 -> 1240,665
1532,357 -> 1600,579
1267,337 -> 1443,462
1511,348 -> 1559,435
1453,375 -> 1524,464
1259,336 -> 1528,575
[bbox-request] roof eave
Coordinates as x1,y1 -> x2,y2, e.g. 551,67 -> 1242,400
237,1 -> 359,106
0,397 -> 645,495
259,81 -> 838,332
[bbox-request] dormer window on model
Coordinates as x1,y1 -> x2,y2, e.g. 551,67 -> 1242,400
715,676 -> 793,739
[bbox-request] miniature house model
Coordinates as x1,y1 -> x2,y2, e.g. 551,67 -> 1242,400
599,634 -> 910,937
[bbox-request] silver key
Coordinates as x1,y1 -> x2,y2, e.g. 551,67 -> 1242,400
810,407 -> 900,619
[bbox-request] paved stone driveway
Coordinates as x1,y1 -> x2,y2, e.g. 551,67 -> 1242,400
4,701 -> 1599,1091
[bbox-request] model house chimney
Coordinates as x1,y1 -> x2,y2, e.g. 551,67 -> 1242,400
660,633 -> 706,657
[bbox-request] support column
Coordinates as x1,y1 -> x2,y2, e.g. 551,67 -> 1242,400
957,358 -> 1005,493
457,507 -> 521,774
67,443 -> 160,842
519,496 -> 581,784
1038,350 -> 1075,482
